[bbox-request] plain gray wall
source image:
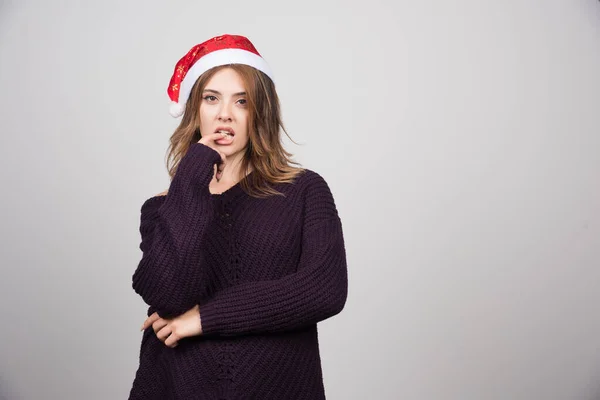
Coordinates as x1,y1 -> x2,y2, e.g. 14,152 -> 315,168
1,1 -> 599,399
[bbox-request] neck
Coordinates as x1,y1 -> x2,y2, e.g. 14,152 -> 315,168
219,153 -> 252,183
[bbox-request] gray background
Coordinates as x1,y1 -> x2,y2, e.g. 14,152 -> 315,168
1,1 -> 599,399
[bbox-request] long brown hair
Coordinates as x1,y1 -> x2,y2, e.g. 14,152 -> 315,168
164,64 -> 305,198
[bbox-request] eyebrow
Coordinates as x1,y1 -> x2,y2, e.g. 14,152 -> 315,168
203,89 -> 246,96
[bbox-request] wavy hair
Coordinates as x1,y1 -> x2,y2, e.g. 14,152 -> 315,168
164,64 -> 305,198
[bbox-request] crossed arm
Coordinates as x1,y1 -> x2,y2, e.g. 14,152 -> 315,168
135,168 -> 348,343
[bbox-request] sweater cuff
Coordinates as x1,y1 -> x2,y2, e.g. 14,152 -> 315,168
177,142 -> 222,185
199,300 -> 223,336
140,143 -> 219,214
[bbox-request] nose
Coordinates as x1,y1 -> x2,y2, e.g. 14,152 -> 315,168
218,101 -> 233,122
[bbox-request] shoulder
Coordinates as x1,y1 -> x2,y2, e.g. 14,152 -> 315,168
293,168 -> 333,191
293,168 -> 339,220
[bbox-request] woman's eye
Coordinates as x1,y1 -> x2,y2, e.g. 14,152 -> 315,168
203,96 -> 246,105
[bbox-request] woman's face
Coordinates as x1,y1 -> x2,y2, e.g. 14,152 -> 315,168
199,67 -> 250,163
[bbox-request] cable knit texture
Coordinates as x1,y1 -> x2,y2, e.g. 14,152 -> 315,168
129,142 -> 348,400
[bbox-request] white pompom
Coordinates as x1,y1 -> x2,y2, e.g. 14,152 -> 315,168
169,102 -> 184,118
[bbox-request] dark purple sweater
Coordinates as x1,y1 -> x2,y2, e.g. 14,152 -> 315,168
129,142 -> 348,399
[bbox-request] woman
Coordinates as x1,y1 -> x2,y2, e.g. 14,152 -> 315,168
129,34 -> 348,400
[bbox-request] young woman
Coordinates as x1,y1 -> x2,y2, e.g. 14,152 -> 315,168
129,34 -> 348,400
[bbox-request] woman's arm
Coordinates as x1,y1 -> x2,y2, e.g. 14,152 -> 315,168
198,172 -> 348,337
132,142 -> 222,319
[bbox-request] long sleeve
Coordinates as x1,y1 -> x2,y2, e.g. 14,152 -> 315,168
199,172 -> 348,336
137,196 -> 165,320
132,142 -> 222,318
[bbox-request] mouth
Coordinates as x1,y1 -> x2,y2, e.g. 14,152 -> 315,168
215,127 -> 235,137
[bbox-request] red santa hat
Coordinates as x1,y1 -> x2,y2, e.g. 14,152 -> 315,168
167,34 -> 275,118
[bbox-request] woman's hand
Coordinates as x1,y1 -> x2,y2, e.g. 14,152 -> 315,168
198,132 -> 229,182
140,304 -> 203,348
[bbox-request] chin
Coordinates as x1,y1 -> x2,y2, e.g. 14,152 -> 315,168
219,145 -> 238,155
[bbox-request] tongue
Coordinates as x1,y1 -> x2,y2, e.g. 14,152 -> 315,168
217,135 -> 233,143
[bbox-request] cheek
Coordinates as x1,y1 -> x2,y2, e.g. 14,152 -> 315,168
199,108 -> 215,130
234,111 -> 249,133
199,120 -> 209,134
233,108 -> 248,120
199,106 -> 214,119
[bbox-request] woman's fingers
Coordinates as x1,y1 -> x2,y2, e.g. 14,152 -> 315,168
197,131 -> 228,146
156,325 -> 172,341
151,318 -> 168,334
156,323 -> 180,348
140,306 -> 202,348
198,133 -> 228,180
141,312 -> 160,331
146,316 -> 178,346
165,332 -> 180,348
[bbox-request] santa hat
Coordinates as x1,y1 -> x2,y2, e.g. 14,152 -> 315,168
167,34 -> 275,118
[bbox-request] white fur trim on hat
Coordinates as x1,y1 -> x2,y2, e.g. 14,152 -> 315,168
177,48 -> 275,114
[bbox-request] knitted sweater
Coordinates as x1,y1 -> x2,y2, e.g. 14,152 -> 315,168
129,142 -> 348,400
